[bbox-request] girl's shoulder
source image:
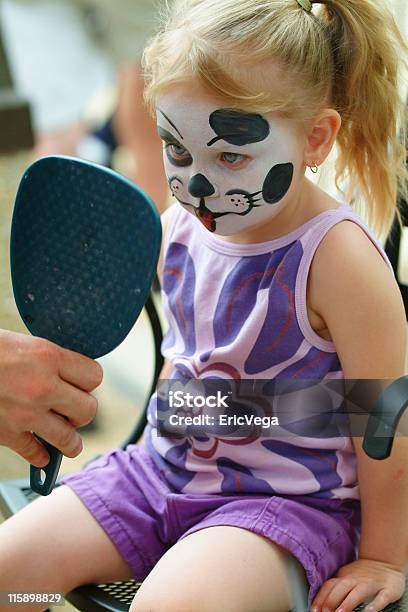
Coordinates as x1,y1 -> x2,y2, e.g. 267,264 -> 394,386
161,202 -> 180,231
302,183 -> 392,275
306,217 -> 406,377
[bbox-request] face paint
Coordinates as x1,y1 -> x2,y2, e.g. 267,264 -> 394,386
156,92 -> 302,236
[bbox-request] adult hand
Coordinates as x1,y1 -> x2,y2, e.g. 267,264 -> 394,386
0,329 -> 103,467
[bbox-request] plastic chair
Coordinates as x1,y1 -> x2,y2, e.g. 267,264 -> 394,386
1,291 -> 408,611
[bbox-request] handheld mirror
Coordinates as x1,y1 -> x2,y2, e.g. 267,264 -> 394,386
10,156 -> 162,495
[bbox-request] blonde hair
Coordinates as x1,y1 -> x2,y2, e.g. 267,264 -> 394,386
143,0 -> 408,238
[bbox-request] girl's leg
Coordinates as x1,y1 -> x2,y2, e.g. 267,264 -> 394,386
0,485 -> 133,611
130,525 -> 304,612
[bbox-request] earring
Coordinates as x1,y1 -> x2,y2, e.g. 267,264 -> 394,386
309,162 -> 319,174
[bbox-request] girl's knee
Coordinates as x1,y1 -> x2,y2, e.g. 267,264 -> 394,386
130,592 -> 212,612
131,593 -> 286,612
130,582 -> 287,612
130,580 -> 214,612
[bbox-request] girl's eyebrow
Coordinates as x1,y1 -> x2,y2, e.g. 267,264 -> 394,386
157,108 -> 184,140
157,125 -> 183,144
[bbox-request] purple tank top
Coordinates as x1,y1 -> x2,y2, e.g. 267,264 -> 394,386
142,202 -> 394,500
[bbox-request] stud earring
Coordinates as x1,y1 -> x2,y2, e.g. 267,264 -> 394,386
309,162 -> 319,174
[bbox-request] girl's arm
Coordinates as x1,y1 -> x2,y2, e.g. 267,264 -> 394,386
307,220 -> 408,612
353,436 -> 408,571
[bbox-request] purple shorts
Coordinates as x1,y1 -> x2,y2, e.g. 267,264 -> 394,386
61,443 -> 361,608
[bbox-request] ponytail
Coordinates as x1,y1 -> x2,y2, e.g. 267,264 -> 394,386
315,0 -> 407,239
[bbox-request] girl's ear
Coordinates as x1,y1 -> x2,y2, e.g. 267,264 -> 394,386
303,109 -> 341,167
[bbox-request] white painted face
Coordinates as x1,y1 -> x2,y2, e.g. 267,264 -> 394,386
156,91 -> 304,235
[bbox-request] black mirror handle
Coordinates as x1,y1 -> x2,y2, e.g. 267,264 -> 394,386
30,435 -> 63,495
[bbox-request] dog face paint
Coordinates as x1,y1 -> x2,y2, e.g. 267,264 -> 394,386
156,93 -> 302,235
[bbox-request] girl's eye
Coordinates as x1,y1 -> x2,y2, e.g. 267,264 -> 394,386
164,143 -> 192,167
220,152 -> 248,168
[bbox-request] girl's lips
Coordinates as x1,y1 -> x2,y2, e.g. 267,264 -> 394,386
195,206 -> 216,231
195,198 -> 229,232
178,199 -> 231,232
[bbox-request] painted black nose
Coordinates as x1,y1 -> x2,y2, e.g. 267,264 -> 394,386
188,174 -> 215,198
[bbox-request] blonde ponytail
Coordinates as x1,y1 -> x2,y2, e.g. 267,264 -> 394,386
314,0 -> 408,239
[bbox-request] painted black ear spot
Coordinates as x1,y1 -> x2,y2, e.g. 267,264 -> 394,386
262,163 -> 294,204
207,109 -> 270,147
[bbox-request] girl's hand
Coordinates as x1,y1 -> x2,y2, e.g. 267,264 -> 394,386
310,558 -> 406,612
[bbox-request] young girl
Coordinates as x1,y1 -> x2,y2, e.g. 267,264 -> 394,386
1,0 -> 407,611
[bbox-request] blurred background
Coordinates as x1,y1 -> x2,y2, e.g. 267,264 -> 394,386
0,0 -> 172,486
0,0 -> 407,484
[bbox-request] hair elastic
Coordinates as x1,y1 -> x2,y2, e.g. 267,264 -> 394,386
296,0 -> 312,12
